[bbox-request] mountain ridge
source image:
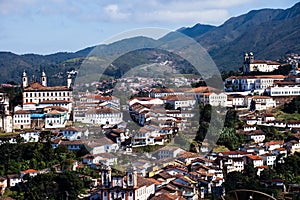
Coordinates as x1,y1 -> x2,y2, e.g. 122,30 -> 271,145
1,3 -> 300,83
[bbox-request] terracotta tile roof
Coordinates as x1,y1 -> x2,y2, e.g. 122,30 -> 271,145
7,174 -> 20,179
40,100 -> 71,104
60,140 -> 83,145
275,147 -> 286,151
264,140 -> 284,146
151,88 -> 174,93
24,82 -> 71,91
137,175 -> 155,187
243,130 -> 265,136
227,75 -> 285,80
161,95 -> 195,101
247,155 -> 263,160
147,178 -> 162,185
14,110 -> 30,114
86,107 -> 120,114
21,169 -> 38,174
83,137 -> 115,147
158,146 -> 183,152
256,165 -> 268,169
44,106 -> 68,112
251,96 -> 272,99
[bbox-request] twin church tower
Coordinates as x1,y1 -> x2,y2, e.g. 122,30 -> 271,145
22,71 -> 72,89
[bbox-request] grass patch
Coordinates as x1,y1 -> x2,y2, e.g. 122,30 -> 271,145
0,132 -> 19,137
213,145 -> 230,153
274,110 -> 300,121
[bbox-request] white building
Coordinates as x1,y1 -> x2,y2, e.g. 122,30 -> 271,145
261,153 -> 277,167
22,71 -> 72,105
248,96 -> 276,110
44,109 -> 68,129
243,52 -> 281,73
156,146 -> 185,159
13,109 -> 31,130
244,130 -> 266,143
83,153 -> 117,166
208,93 -> 227,107
247,155 -> 264,168
60,127 -> 82,140
268,85 -> 300,96
149,88 -> 184,98
226,94 -> 247,108
84,106 -> 123,125
20,131 -> 39,142
225,75 -> 285,91
7,174 -> 22,187
84,137 -> 119,154
161,95 -> 196,110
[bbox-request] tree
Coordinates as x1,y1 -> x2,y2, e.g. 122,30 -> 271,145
224,109 -> 239,128
217,127 -> 242,150
250,99 -> 256,112
224,171 -> 244,192
164,102 -> 174,110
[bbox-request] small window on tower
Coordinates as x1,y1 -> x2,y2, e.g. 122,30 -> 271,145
128,174 -> 133,183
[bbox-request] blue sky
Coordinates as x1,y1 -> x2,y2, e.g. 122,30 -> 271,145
0,0 -> 298,55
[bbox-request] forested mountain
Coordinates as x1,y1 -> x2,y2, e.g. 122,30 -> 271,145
0,2 -> 300,83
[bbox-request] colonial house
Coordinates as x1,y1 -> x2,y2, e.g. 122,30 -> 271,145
132,125 -> 165,147
60,127 -> 81,140
264,140 -> 284,151
261,153 -> 277,167
225,75 -> 285,92
226,94 -> 247,108
83,137 -> 119,154
217,157 -> 244,173
268,85 -> 300,97
248,96 -> 276,110
243,130 -> 266,143
84,106 -> 123,125
246,155 -> 264,168
149,88 -> 184,98
20,130 -> 39,142
13,109 -> 31,130
59,140 -> 84,151
156,146 -> 186,159
208,93 -> 227,107
37,100 -> 72,113
6,174 -> 22,187
161,95 -> 196,110
20,169 -> 39,178
44,108 -> 68,129
83,153 -> 117,166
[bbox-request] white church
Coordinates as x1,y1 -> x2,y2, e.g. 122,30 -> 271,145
243,52 -> 281,73
12,71 -> 74,130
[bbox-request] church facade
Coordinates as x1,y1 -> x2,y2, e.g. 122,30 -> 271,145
22,71 -> 73,104
243,52 -> 280,73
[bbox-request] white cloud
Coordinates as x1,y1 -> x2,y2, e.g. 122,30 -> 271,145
104,4 -> 130,21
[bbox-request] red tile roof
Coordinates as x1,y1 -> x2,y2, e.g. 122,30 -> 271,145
24,82 -> 71,91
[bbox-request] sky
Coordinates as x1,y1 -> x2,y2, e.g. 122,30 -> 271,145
0,0 -> 299,55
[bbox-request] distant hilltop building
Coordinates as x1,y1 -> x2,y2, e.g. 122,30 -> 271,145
243,52 -> 281,73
